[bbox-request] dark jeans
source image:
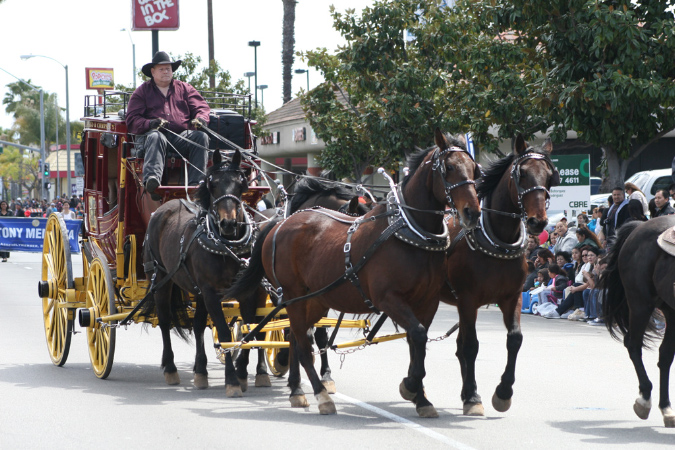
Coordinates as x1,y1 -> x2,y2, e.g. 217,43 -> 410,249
556,282 -> 585,315
142,129 -> 208,186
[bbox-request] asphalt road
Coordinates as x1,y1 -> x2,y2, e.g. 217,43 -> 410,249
1,252 -> 674,449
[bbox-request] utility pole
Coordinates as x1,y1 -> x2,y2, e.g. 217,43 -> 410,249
207,0 -> 215,89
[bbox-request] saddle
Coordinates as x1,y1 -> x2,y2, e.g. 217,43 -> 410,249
657,225 -> 675,257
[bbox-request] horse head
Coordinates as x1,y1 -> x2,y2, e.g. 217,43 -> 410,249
201,149 -> 249,238
432,128 -> 482,230
509,134 -> 559,235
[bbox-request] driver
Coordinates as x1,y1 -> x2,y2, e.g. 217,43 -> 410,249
126,51 -> 211,200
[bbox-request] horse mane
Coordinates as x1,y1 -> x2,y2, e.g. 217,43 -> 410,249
289,177 -> 357,213
193,161 -> 227,210
476,146 -> 550,200
402,134 -> 467,188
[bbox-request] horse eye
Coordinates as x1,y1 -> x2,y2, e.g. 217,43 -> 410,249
445,163 -> 454,171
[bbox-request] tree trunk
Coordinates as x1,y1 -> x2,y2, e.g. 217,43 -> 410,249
282,0 -> 296,104
602,145 -> 629,192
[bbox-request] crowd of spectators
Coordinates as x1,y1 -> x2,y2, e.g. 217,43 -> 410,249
523,183 -> 675,325
1,194 -> 84,220
0,194 -> 84,262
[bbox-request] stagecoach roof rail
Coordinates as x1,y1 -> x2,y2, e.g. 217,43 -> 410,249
83,89 -> 252,120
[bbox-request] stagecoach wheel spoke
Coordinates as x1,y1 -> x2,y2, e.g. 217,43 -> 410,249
85,258 -> 116,379
41,215 -> 73,367
265,329 -> 288,377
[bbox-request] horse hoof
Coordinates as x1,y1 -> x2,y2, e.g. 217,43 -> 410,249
193,373 -> 208,390
662,407 -> 675,428
164,371 -> 180,386
316,391 -> 337,415
463,402 -> 485,416
255,374 -> 272,387
633,396 -> 652,420
237,377 -> 248,392
225,384 -> 243,398
322,379 -> 336,394
399,380 -> 416,402
492,392 -> 512,412
290,394 -> 309,408
416,405 -> 439,418
274,360 -> 289,377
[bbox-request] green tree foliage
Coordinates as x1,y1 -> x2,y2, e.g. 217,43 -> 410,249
300,0 -> 549,180
0,147 -> 39,197
488,0 -> 675,187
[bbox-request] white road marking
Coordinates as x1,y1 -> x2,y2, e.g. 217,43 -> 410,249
302,381 -> 475,449
24,267 -> 33,270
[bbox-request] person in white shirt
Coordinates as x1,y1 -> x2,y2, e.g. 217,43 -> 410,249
60,202 -> 76,220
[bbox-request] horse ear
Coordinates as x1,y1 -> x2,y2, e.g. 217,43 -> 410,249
231,149 -> 242,170
348,196 -> 359,214
542,138 -> 553,154
213,150 -> 222,166
434,127 -> 448,150
514,134 -> 528,155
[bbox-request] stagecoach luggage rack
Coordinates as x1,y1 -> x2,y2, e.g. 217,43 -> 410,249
83,90 -> 132,119
200,91 -> 252,119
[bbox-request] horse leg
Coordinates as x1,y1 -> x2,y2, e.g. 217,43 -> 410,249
287,332 -> 309,408
154,280 -> 181,385
254,331 -> 272,387
625,306 -> 654,420
273,329 -> 291,376
392,306 -> 438,418
203,287 -> 242,397
658,306 -> 675,427
314,327 -> 336,394
234,349 -> 251,392
192,298 -> 209,389
493,296 -> 523,413
455,305 -> 483,416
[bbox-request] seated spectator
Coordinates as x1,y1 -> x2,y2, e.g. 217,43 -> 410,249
626,198 -> 648,222
523,260 -> 537,291
574,224 -> 602,249
553,220 -> 577,254
576,213 -> 589,227
583,254 -> 607,325
555,251 -> 575,280
535,248 -> 554,270
526,235 -> 540,262
567,246 -> 601,321
653,189 -> 675,217
547,264 -> 569,304
542,246 -> 594,319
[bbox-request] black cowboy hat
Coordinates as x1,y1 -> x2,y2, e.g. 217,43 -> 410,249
141,51 -> 182,78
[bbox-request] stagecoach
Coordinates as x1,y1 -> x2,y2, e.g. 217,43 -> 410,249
37,89 -> 273,378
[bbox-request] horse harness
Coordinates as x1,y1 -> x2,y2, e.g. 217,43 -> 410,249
119,199 -> 255,326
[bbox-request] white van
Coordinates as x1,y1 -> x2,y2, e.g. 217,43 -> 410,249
625,168 -> 673,201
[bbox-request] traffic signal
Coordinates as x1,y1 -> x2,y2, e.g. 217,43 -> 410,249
43,163 -> 50,177
44,181 -> 51,190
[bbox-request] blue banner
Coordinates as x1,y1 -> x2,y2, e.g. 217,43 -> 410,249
0,217 -> 82,253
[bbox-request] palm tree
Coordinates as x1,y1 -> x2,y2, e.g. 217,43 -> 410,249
281,0 -> 296,104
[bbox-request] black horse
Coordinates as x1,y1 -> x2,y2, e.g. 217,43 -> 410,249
602,216 -> 675,427
142,149 -> 266,397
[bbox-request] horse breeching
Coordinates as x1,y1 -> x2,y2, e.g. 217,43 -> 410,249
37,90 -> 270,379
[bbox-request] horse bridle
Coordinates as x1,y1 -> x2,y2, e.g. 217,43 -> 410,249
431,146 -> 478,215
510,150 -> 560,220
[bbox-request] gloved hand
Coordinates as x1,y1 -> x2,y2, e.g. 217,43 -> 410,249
191,117 -> 208,128
149,118 -> 167,130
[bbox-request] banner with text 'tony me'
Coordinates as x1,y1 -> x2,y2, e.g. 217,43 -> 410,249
0,218 -> 81,253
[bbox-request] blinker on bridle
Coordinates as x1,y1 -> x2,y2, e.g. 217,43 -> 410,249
510,149 -> 560,219
431,146 -> 477,215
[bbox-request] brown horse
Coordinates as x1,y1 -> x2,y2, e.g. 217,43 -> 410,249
602,216 -> 675,428
226,129 -> 481,416
442,135 -> 558,416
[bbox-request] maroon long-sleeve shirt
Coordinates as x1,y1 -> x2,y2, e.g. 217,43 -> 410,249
125,79 -> 210,135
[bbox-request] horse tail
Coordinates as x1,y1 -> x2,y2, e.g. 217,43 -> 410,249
600,220 -> 641,342
225,218 -> 279,318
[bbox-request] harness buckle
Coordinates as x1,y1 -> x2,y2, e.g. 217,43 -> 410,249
343,242 -> 351,253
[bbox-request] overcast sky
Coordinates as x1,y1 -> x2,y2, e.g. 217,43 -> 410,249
0,0 -> 374,131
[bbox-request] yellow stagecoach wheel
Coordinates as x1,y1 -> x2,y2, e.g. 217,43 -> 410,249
265,328 -> 289,377
40,214 -> 74,366
85,257 -> 117,379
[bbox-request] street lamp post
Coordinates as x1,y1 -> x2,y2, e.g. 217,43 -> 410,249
248,41 -> 260,107
243,72 -> 255,95
0,66 -> 45,199
121,28 -> 137,89
257,85 -> 268,109
294,69 -> 309,91
21,54 -> 71,196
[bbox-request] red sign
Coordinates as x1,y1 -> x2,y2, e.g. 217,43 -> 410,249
131,0 -> 180,31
